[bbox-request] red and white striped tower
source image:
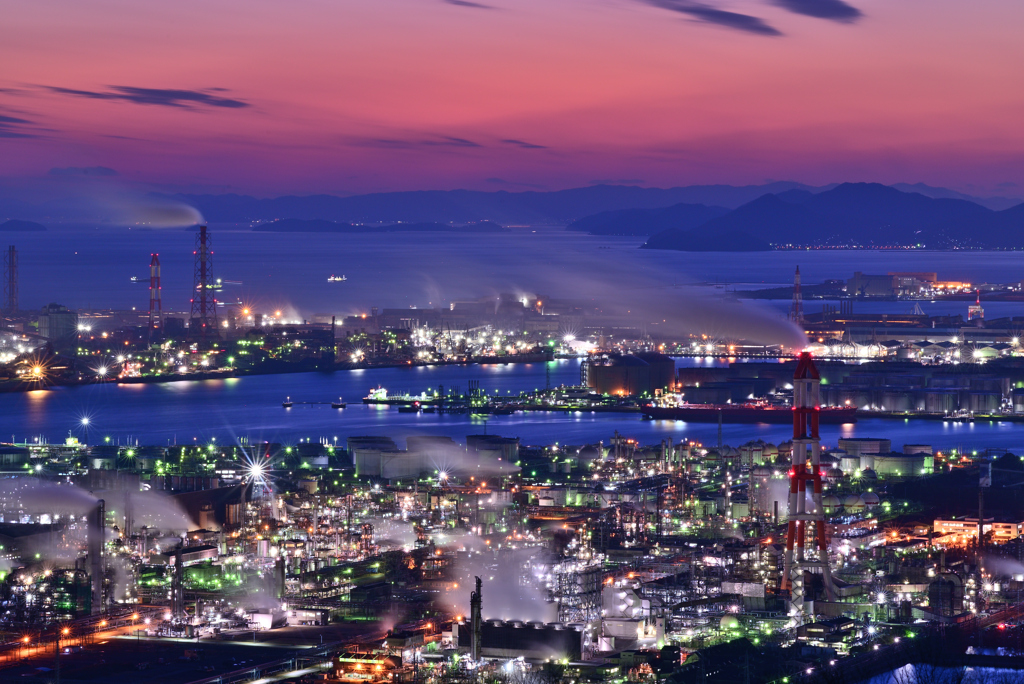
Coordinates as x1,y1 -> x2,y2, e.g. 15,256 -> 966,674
782,352 -> 834,619
148,253 -> 161,334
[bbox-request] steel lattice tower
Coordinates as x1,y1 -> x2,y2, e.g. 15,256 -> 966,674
148,253 -> 161,334
189,226 -> 218,342
3,245 -> 16,316
782,352 -> 834,620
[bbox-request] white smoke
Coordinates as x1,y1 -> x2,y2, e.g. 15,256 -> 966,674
441,547 -> 556,623
364,516 -> 417,551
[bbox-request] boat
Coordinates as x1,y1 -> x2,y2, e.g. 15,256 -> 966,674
331,397 -> 346,409
328,275 -> 347,283
282,396 -> 293,408
397,404 -> 420,413
642,403 -> 857,424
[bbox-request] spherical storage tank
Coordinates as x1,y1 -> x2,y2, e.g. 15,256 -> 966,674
826,466 -> 845,484
822,495 -> 842,515
720,615 -> 741,631
843,495 -> 865,513
860,492 -> 880,509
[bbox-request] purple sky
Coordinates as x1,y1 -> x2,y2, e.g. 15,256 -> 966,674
1,0 -> 1022,197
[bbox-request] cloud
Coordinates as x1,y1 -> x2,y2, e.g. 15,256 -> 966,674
0,113 -> 39,138
444,0 -> 495,7
49,166 -> 118,177
642,1 -> 782,35
351,134 -> 482,149
428,136 -> 481,147
501,138 -> 547,149
46,85 -> 249,109
771,0 -> 861,21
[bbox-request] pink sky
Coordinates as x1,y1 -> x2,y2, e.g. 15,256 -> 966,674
1,0 -> 1022,196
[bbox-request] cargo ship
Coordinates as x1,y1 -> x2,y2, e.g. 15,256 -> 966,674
642,403 -> 857,424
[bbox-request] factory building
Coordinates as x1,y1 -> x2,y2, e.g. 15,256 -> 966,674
38,303 -> 78,351
455,619 -> 585,661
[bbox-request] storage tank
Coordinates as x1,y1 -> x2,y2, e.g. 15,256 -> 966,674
843,495 -> 865,513
822,495 -> 842,515
633,352 -> 676,393
838,438 -> 892,457
586,354 -> 652,396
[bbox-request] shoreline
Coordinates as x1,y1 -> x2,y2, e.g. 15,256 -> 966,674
0,353 -> 559,395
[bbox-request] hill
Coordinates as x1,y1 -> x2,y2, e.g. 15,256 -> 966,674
168,182 -> 821,226
0,219 -> 45,231
642,183 -> 1024,251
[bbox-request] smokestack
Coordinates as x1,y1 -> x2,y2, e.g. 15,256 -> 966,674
173,544 -> 184,618
275,558 -> 285,599
790,265 -> 803,324
148,253 -> 162,336
470,576 -> 482,661
90,500 -> 105,615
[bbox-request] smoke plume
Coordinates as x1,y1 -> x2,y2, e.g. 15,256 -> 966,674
441,547 -> 556,622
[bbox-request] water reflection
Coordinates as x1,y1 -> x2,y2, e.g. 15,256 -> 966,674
4,362 -> 1024,451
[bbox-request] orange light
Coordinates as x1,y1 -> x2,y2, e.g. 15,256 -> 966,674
22,636 -> 29,643
62,628 -> 69,635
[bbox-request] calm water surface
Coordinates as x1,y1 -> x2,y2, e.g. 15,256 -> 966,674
5,359 -> 1024,451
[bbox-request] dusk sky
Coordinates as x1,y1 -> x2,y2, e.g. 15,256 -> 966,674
2,0 -> 1022,197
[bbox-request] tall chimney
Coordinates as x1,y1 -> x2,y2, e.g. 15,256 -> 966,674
90,500 -> 105,615
470,576 -> 482,661
173,545 -> 184,618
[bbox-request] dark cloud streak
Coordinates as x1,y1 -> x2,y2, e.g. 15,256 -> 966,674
443,0 -> 495,8
771,0 -> 862,21
501,139 -> 547,149
642,0 -> 782,36
46,86 -> 249,109
0,113 -> 39,138
350,135 -> 482,150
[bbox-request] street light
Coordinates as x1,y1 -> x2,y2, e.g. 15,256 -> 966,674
80,417 -> 90,445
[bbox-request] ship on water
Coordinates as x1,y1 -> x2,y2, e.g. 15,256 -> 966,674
642,398 -> 857,424
328,275 -> 347,282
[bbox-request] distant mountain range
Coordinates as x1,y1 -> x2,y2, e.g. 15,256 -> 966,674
169,182 -> 825,226
252,219 -> 507,233
163,183 -> 1022,243
640,183 -> 1024,251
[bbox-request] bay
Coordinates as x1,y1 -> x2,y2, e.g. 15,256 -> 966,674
5,359 -> 1024,452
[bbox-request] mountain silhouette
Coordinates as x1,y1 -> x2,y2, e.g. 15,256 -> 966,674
641,183 -> 1024,251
